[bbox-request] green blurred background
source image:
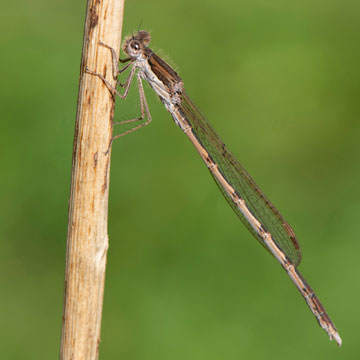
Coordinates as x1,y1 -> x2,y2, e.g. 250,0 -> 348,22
1,0 -> 359,358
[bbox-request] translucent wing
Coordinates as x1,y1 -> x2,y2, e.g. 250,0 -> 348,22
179,92 -> 301,266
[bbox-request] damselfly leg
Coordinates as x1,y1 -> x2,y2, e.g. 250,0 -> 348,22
86,42 -> 152,153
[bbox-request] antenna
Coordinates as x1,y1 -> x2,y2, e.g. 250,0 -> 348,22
138,19 -> 143,32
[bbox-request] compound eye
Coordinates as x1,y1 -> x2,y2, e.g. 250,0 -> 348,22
131,41 -> 140,51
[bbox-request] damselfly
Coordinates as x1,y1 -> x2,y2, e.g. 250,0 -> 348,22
87,30 -> 341,345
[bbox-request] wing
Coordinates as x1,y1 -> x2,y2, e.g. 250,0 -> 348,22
178,91 -> 301,266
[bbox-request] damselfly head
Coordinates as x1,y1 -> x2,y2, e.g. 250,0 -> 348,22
123,30 -> 151,58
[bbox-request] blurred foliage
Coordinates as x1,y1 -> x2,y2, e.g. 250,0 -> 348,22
0,0 -> 359,359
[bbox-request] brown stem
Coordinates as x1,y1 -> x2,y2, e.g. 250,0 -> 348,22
60,1 -> 125,359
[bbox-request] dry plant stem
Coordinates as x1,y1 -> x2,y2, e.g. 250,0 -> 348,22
60,0 -> 124,359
